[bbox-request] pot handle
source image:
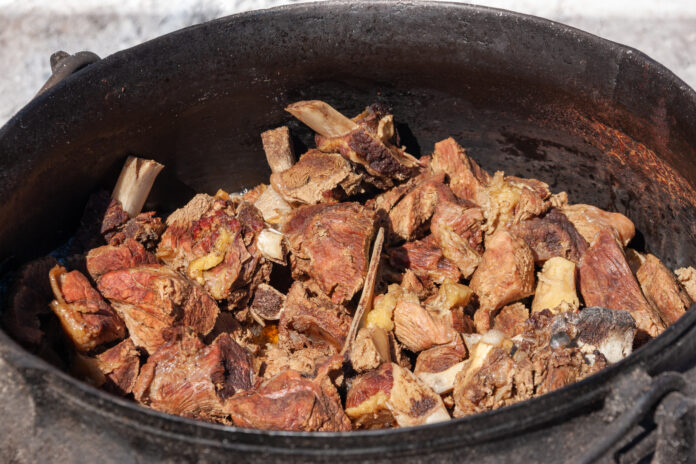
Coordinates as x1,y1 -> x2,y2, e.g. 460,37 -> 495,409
35,50 -> 100,96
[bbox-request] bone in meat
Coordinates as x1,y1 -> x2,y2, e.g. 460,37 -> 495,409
531,257 -> 580,314
111,156 -> 164,218
261,126 -> 296,173
414,336 -> 468,394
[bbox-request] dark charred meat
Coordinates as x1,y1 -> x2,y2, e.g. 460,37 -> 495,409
510,208 -> 588,263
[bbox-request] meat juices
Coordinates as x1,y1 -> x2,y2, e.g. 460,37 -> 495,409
11,100 -> 693,432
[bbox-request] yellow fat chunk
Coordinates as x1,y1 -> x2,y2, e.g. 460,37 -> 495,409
438,280 -> 473,310
187,229 -> 232,286
366,284 -> 403,331
532,256 -> 579,314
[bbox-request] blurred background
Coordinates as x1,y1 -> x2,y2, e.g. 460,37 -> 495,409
0,0 -> 694,126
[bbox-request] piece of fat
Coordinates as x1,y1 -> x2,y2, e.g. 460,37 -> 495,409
253,186 -> 293,225
532,256 -> 579,314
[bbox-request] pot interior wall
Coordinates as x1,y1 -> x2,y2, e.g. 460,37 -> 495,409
1,2 -> 695,270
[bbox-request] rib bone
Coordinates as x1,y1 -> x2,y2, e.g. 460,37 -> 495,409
111,156 -> 164,217
285,100 -> 358,138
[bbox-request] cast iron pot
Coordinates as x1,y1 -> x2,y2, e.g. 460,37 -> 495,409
2,1 -> 696,462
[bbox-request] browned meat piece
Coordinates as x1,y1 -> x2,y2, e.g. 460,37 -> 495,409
493,303 -> 529,338
389,235 -> 461,284
107,211 -> 165,250
562,203 -> 635,246
98,264 -> 219,353
387,174 -> 452,241
469,230 -> 535,332
101,198 -> 132,240
676,267 -> 696,301
578,229 -> 665,342
478,172 -> 551,234
350,327 -> 395,373
134,330 -> 254,423
532,341 -> 607,396
270,150 -> 362,204
249,283 -> 286,324
96,338 -> 141,395
430,217 -> 482,279
86,238 -> 158,281
430,200 -> 484,253
227,365 -> 352,432
261,126 -> 296,173
279,282 -> 351,352
256,344 -> 334,379
431,137 -> 491,203
283,202 -> 375,304
157,194 -> 269,302
393,300 -> 457,352
636,254 -> 692,326
293,101 -> 418,184
345,362 -> 450,429
400,269 -> 428,299
2,256 -> 58,346
414,337 -> 468,394
48,266 -> 125,352
510,208 -> 588,263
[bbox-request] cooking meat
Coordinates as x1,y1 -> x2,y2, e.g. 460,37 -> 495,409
96,338 -> 141,395
636,254 -> 692,325
389,235 -> 461,284
288,101 -> 419,184
11,99 -> 695,433
510,208 -> 588,263
431,137 -> 491,203
86,238 -> 158,281
578,229 -> 665,342
675,266 -> 696,301
469,230 -> 535,332
157,194 -> 270,303
562,203 -> 635,246
493,302 -> 529,338
345,362 -> 450,429
97,264 -> 219,353
271,149 -> 362,204
133,329 -> 254,423
48,265 -> 126,353
414,336 -> 468,394
393,299 -> 457,353
531,257 -> 580,314
226,360 -> 351,432
279,281 -> 352,352
387,174 -> 451,241
261,126 -> 296,173
283,202 -> 375,304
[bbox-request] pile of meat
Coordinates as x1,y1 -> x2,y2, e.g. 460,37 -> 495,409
4,100 -> 696,431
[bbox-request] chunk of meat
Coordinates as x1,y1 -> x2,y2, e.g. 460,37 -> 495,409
550,307 -> 636,363
279,282 -> 351,352
469,230 -> 535,332
387,175 -> 452,241
48,266 -> 125,352
430,200 -> 484,253
431,137 -> 491,203
414,337 -> 468,394
389,235 -> 461,284
86,238 -> 158,281
271,150 -> 362,204
578,229 -> 665,343
261,126 -> 296,173
100,198 -> 132,241
510,208 -> 588,263
676,267 -> 696,302
350,327 -> 392,373
393,300 -> 457,352
107,211 -> 165,250
531,257 -> 579,314
256,344 -> 334,379
283,202 -> 375,304
2,256 -> 58,346
300,102 -> 418,184
133,330 -> 254,423
227,365 -> 351,431
478,172 -> 551,234
493,303 -> 529,338
157,194 -> 269,302
636,254 -> 692,326
96,338 -> 141,395
97,264 -> 219,353
562,204 -> 635,246
346,362 -> 450,429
